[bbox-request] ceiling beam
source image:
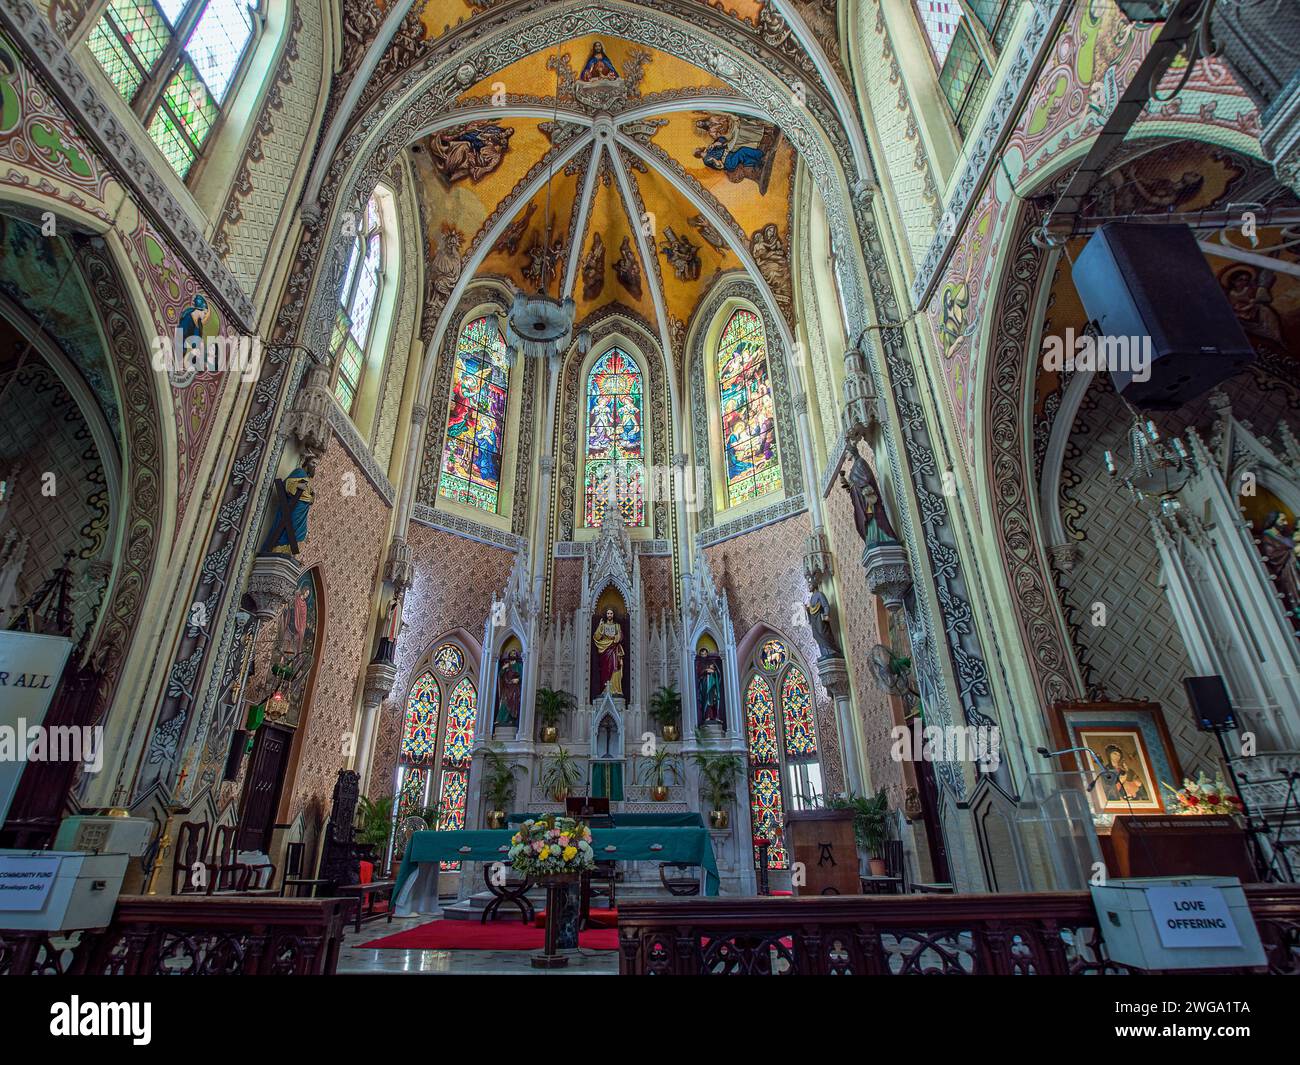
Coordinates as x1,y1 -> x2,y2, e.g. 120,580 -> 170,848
563,140 -> 605,296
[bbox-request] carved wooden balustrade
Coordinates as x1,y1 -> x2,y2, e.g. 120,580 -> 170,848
0,896 -> 350,976
618,887 -> 1300,975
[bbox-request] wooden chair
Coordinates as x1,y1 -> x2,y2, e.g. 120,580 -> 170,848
280,840 -> 330,898
658,862 -> 700,897
882,839 -> 906,895
170,820 -> 211,895
208,825 -> 276,895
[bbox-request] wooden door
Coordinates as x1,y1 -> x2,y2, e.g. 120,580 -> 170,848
237,723 -> 293,852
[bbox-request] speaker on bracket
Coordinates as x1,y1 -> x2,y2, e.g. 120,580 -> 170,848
1183,675 -> 1237,732
1071,223 -> 1256,410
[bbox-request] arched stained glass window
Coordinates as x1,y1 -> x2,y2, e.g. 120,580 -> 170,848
396,766 -> 431,820
331,195 -> 385,412
400,672 -> 440,767
745,675 -> 787,869
439,316 -> 511,513
442,678 -> 477,771
718,309 -> 781,508
781,665 -> 817,758
87,0 -> 256,177
584,348 -> 646,528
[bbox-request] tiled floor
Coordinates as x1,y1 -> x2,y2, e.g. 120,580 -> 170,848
336,915 -> 620,975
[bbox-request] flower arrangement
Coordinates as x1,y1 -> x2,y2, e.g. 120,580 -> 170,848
1161,771 -> 1245,816
508,816 -> 596,877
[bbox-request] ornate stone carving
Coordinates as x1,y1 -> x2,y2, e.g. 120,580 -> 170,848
815,655 -> 850,700
244,555 -> 304,623
285,363 -> 334,472
384,536 -> 415,593
363,661 -> 399,708
862,541 -> 911,612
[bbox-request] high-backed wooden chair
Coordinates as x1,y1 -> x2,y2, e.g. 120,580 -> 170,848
882,839 -> 906,894
171,820 -> 211,895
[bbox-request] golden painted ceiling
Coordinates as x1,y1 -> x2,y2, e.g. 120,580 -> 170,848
405,33 -> 800,346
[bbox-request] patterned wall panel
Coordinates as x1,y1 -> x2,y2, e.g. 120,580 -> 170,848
702,511 -> 844,793
367,523 -> 518,797
285,439 -> 392,821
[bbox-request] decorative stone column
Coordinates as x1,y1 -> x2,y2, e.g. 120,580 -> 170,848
356,661 -> 399,789
816,655 -> 864,797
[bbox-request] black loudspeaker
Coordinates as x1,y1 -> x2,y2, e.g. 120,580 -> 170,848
1184,675 -> 1237,732
1071,223 -> 1256,410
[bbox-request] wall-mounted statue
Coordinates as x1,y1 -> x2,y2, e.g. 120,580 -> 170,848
494,648 -> 524,729
372,594 -> 402,665
841,452 -> 897,547
1256,511 -> 1300,629
695,647 -> 725,728
261,468 -> 314,556
805,583 -> 843,661
591,606 -> 627,699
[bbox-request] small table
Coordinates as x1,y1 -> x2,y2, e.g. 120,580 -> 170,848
339,879 -> 397,933
481,863 -> 534,924
911,881 -> 954,894
859,875 -> 902,896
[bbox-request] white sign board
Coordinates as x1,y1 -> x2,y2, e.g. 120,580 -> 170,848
0,855 -> 59,911
1146,885 -> 1243,949
0,630 -> 74,824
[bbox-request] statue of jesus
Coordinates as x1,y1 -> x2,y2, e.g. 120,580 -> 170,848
592,607 -> 625,696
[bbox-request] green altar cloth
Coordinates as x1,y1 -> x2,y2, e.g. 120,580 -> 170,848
395,826 -> 720,899
506,812 -> 704,828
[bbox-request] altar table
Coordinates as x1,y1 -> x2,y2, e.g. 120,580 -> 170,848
505,812 -> 705,828
394,827 -> 721,916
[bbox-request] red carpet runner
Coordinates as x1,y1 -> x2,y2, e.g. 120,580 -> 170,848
361,918 -> 619,952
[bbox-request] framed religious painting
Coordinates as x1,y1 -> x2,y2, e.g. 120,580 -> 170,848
1047,699 -> 1183,816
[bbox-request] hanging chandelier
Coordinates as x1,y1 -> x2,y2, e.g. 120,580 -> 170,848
1104,416 -> 1192,523
506,40 -> 578,365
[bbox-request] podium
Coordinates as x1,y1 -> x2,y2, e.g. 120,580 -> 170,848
784,809 -> 859,896
1101,815 -> 1255,881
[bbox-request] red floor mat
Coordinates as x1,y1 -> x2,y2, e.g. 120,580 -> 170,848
532,908 -> 618,929
360,919 -> 619,952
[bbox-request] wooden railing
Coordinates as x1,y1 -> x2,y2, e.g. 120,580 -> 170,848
617,886 -> 1300,975
0,896 -> 351,976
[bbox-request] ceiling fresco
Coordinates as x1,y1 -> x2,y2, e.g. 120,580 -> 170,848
404,33 -> 800,344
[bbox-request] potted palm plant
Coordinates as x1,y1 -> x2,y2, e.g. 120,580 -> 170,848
647,684 -> 682,742
831,789 -> 891,875
691,750 -> 743,829
640,746 -> 680,801
354,795 -> 394,861
535,687 -> 575,744
481,743 -> 522,829
540,746 -> 583,802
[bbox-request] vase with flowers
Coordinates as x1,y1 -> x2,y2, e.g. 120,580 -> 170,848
1161,771 -> 1245,816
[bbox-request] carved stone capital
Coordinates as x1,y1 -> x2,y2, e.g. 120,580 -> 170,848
803,530 -> 834,588
411,403 -> 429,427
539,454 -> 556,474
285,362 -> 334,469
815,655 -> 851,699
862,541 -> 911,611
1048,542 -> 1080,574
384,536 -> 415,593
244,555 -> 304,623
364,661 -> 398,708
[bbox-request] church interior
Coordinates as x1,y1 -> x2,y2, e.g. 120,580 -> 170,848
1,0 -> 1300,992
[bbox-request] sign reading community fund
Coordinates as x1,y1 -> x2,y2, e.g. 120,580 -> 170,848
0,631 -> 74,823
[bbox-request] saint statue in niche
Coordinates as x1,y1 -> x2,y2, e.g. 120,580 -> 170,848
805,583 -> 842,661
1255,511 -> 1300,629
260,468 -> 314,557
591,607 -> 627,699
494,649 -> 523,729
696,648 -> 725,728
841,452 -> 897,547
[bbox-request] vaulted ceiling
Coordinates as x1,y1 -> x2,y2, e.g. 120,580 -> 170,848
406,33 -> 800,350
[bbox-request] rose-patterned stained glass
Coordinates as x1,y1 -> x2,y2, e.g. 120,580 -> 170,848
584,348 -> 645,528
759,638 -> 788,673
781,664 -> 817,758
745,675 -> 778,765
749,766 -> 788,869
439,316 -> 511,513
436,768 -> 470,870
718,309 -> 781,508
396,766 -> 430,820
400,673 -> 439,767
442,677 -> 476,769
433,644 -> 464,677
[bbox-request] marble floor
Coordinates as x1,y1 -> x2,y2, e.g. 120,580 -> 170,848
336,914 -> 620,975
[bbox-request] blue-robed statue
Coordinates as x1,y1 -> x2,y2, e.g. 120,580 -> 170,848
261,468 -> 314,556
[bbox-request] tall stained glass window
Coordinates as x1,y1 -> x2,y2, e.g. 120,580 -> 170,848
330,195 -> 385,413
400,672 -> 440,767
439,316 -> 511,513
584,348 -> 646,528
743,638 -> 823,871
912,1 -> 1001,137
718,309 -> 781,508
436,674 -> 477,868
87,0 -> 256,178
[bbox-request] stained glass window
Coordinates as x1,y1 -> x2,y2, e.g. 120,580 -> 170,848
433,644 -> 465,677
718,309 -> 781,508
331,195 -> 385,413
744,675 -> 787,869
913,1 -> 961,67
745,675 -> 779,765
759,639 -> 788,673
87,0 -> 255,178
439,316 -> 511,513
436,768 -> 470,870
442,677 -> 477,769
396,766 -> 430,820
584,348 -> 646,528
781,664 -> 817,759
400,672 -> 440,767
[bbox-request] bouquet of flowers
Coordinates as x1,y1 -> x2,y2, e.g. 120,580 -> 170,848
508,816 -> 596,877
1161,771 -> 1245,816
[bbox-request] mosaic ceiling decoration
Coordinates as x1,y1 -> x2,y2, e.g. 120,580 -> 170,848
407,33 -> 799,343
